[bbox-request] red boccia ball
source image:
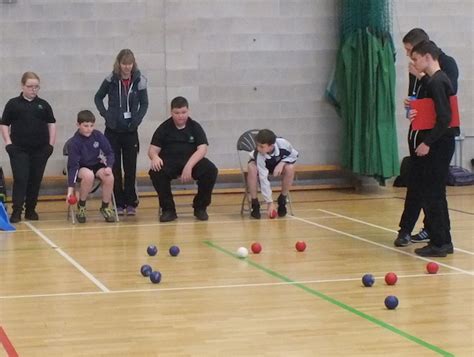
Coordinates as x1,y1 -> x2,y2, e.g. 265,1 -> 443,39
251,242 -> 262,254
68,195 -> 77,205
295,241 -> 306,252
385,272 -> 398,285
426,262 -> 439,274
269,209 -> 277,219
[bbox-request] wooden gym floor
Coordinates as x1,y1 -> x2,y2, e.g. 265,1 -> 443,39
0,186 -> 472,356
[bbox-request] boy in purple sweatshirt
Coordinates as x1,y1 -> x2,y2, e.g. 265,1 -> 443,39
66,110 -> 115,223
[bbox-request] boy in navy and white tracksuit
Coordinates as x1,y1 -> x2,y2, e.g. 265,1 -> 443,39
247,129 -> 298,219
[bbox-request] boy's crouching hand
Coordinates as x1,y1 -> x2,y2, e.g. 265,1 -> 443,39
266,202 -> 276,217
104,167 -> 113,176
66,187 -> 75,203
273,162 -> 285,176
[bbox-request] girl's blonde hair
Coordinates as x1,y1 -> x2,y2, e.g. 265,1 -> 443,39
113,49 -> 137,76
21,71 -> 40,85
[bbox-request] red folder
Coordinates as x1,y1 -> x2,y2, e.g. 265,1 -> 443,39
411,96 -> 460,130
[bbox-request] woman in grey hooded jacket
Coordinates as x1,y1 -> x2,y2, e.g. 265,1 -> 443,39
95,49 -> 148,215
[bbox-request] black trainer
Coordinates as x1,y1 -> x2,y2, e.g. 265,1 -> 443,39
194,209 -> 209,221
25,209 -> 39,221
160,211 -> 177,222
414,244 -> 448,257
10,209 -> 21,223
410,228 -> 430,243
250,199 -> 261,219
277,194 -> 287,217
443,242 -> 454,254
394,231 -> 411,247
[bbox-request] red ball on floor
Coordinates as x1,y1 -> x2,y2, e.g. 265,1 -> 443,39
251,242 -> 262,254
295,241 -> 306,252
426,262 -> 439,274
385,272 -> 398,285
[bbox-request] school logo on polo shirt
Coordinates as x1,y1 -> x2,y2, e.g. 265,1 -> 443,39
38,104 -> 43,110
188,136 -> 195,143
93,141 -> 99,148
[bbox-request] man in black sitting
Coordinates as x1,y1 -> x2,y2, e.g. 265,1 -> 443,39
148,96 -> 218,222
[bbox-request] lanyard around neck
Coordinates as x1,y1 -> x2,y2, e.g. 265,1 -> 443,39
118,80 -> 134,112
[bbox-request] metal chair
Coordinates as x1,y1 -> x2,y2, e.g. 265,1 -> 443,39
236,129 -> 293,216
236,129 -> 259,215
63,139 -> 119,223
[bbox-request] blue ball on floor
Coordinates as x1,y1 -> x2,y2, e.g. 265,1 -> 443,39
384,295 -> 399,310
362,274 -> 375,287
150,271 -> 162,284
140,264 -> 152,277
169,245 -> 180,257
147,245 -> 158,256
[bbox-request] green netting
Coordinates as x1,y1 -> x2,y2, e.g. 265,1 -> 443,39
327,0 -> 399,184
340,0 -> 392,42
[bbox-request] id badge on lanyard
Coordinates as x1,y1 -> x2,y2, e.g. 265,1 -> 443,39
119,80 -> 133,119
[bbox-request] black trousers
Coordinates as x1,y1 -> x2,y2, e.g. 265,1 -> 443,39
399,131 -> 429,234
6,144 -> 53,212
398,166 -> 428,234
105,129 -> 139,208
149,158 -> 218,212
406,135 -> 454,247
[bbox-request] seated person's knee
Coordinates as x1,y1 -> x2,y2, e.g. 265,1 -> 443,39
98,171 -> 114,184
79,168 -> 95,182
282,163 -> 295,175
210,162 -> 218,178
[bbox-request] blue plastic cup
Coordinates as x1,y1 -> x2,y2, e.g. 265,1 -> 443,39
406,95 -> 416,119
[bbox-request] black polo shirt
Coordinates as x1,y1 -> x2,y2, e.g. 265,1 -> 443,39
0,94 -> 56,147
151,117 -> 208,162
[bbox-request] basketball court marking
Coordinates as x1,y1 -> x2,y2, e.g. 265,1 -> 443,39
24,222 -> 110,292
9,219 -> 262,233
0,272 -> 462,300
317,209 -> 474,255
0,326 -> 18,357
290,215 -> 474,276
9,215 -> 299,233
204,240 -> 454,357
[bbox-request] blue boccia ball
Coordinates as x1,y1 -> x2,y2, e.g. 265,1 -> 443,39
362,274 -> 375,287
140,264 -> 153,277
147,245 -> 158,256
150,271 -> 162,284
385,295 -> 399,310
169,245 -> 180,257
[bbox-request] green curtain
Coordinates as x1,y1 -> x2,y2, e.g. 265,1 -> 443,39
332,28 -> 399,184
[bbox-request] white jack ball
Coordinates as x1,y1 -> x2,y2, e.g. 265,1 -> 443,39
236,247 -> 249,258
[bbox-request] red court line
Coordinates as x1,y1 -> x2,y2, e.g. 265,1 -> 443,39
0,327 -> 18,357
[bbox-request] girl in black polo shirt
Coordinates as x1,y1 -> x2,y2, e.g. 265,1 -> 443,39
0,72 -> 56,223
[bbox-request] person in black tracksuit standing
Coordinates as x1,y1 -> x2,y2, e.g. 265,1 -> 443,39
0,72 -> 56,223
394,29 -> 459,247
405,41 -> 459,257
94,49 -> 148,216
